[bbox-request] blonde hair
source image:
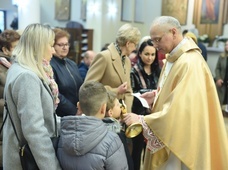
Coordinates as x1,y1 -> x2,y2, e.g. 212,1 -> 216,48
116,24 -> 141,47
79,81 -> 107,116
12,24 -> 55,82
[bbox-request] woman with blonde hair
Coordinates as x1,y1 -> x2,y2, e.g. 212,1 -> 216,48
2,23 -> 61,170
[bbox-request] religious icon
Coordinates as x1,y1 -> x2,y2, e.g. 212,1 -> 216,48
55,0 -> 71,21
200,0 -> 220,24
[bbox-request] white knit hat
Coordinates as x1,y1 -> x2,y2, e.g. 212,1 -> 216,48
137,36 -> 151,51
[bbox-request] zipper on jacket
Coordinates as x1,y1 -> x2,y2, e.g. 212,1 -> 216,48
65,64 -> 77,86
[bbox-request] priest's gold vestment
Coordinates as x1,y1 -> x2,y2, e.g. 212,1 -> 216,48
143,38 -> 228,170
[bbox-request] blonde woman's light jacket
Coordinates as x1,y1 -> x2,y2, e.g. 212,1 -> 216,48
3,63 -> 61,170
85,43 -> 133,112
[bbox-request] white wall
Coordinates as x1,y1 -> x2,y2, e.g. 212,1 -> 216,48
85,0 -> 162,53
0,0 -> 18,29
17,0 -> 40,29
40,0 -> 85,28
1,0 -> 228,52
223,24 -> 228,35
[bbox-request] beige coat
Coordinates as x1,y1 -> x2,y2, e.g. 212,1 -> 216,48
85,43 -> 133,112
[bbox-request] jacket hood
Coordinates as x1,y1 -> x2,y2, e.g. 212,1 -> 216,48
60,116 -> 108,156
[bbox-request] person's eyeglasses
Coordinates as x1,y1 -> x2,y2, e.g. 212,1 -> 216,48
151,33 -> 166,44
55,43 -> 70,48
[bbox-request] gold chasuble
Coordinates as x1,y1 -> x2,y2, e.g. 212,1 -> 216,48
143,38 -> 228,170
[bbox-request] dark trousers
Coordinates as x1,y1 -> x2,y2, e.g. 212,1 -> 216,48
118,131 -> 134,170
132,132 -> 146,170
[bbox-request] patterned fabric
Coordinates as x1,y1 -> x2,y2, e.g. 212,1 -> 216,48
122,56 -> 126,74
42,59 -> 59,109
114,42 -> 122,56
114,42 -> 126,74
138,115 -> 165,154
102,117 -> 122,133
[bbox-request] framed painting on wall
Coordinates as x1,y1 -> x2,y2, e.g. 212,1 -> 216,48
55,0 -> 71,21
193,0 -> 226,45
134,0 -> 144,23
80,0 -> 87,21
200,0 -> 220,24
121,0 -> 133,22
161,0 -> 188,25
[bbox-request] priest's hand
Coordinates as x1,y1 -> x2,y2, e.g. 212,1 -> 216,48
140,90 -> 157,106
122,113 -> 139,126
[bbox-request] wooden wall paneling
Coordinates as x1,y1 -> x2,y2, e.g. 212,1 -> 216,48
64,28 -> 82,64
223,0 -> 228,24
63,28 -> 93,64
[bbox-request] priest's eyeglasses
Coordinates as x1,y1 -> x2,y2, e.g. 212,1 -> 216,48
151,33 -> 166,44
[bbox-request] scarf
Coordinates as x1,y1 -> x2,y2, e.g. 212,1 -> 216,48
42,59 -> 60,109
115,42 -> 126,73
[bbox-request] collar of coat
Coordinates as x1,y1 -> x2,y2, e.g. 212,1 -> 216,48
166,38 -> 200,63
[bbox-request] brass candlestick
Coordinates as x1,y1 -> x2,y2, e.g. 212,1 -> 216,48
120,100 -> 143,138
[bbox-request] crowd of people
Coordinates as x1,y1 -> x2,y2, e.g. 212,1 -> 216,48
0,16 -> 227,170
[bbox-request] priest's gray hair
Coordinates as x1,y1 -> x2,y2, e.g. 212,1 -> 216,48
151,16 -> 182,33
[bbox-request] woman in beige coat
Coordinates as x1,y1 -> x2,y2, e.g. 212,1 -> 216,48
85,24 -> 141,111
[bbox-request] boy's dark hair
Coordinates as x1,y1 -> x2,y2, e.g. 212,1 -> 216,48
79,81 -> 107,115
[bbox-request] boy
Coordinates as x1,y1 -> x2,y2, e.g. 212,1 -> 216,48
103,90 -> 134,170
103,91 -> 122,133
57,81 -> 128,170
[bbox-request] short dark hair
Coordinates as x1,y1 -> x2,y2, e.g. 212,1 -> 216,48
182,29 -> 188,36
0,30 -> 20,51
